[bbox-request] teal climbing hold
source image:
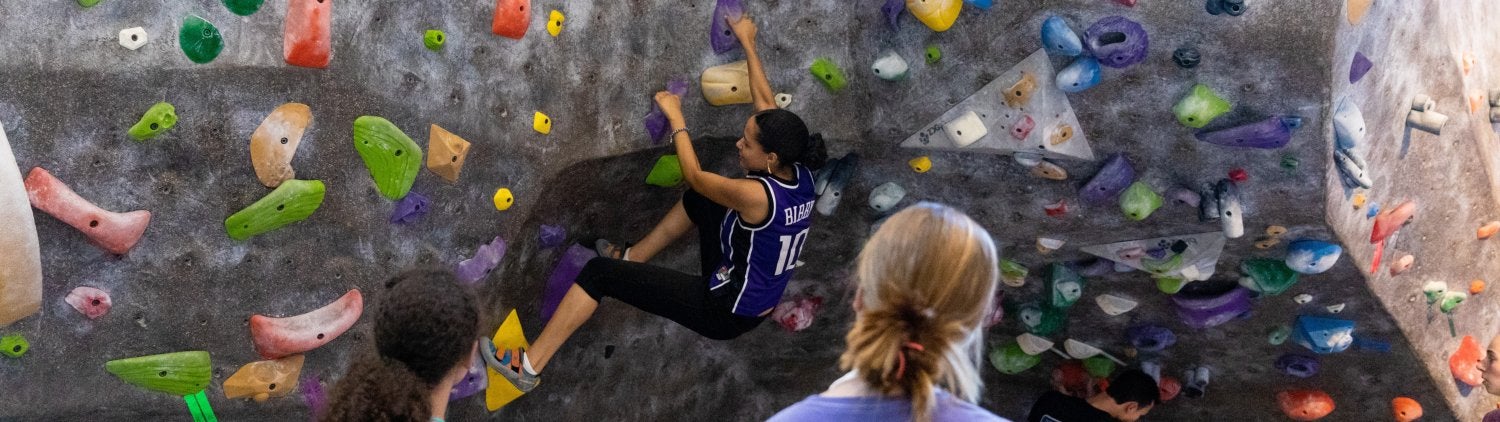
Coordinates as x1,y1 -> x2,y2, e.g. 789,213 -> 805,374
1238,258 -> 1299,296
646,155 -> 683,187
128,102 -> 178,141
1048,264 -> 1085,309
809,58 -> 847,92
179,15 -> 224,64
1172,84 -> 1230,129
353,116 -> 423,200
106,351 -> 212,396
1015,301 -> 1066,336
224,179 -> 326,241
0,334 -> 28,358
424,30 -> 446,51
222,0 -> 266,16
1119,181 -> 1162,221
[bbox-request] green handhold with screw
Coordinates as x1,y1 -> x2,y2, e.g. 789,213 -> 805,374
1172,84 -> 1230,129
925,45 -> 942,64
353,116 -> 423,200
424,30 -> 446,51
646,155 -> 683,187
129,102 -> 178,141
179,15 -> 224,64
224,179 -> 326,241
1119,181 -> 1162,221
106,351 -> 212,396
0,334 -> 28,358
222,0 -> 266,16
809,58 -> 847,93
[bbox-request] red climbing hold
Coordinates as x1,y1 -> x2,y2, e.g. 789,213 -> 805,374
771,296 -> 823,332
1228,168 -> 1248,183
1451,335 -> 1484,387
1044,200 -> 1069,218
24,167 -> 151,255
1114,0 -> 1138,6
1371,201 -> 1416,243
492,0 -> 531,39
284,0 -> 331,68
1277,389 -> 1335,421
249,289 -> 363,359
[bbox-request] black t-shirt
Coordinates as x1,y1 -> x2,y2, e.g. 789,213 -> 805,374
1027,391 -> 1114,422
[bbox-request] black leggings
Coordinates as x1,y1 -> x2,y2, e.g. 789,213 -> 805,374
573,189 -> 765,340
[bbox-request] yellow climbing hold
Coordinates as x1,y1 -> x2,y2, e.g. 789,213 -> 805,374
493,188 -> 514,211
1346,0 -> 1372,25
547,10 -> 564,37
1351,192 -> 1367,209
906,0 -> 961,32
533,111 -> 551,135
908,156 -> 932,173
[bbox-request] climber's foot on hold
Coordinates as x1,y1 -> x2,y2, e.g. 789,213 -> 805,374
593,239 -> 630,261
482,338 -> 540,393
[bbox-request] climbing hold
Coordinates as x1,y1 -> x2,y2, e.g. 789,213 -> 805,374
1440,291 -> 1466,314
79,0 -> 102,6
1009,115 -> 1036,140
24,167 -> 152,255
0,334 -> 28,358
455,236 -> 507,285
1334,148 -> 1372,189
1000,259 -> 1029,287
1080,153 -> 1135,204
965,0 -> 994,9
450,350 -> 488,400
1173,84 -> 1231,128
990,341 -> 1042,374
1048,123 -> 1075,146
906,0 -> 961,32
1036,237 -> 1065,254
872,51 -> 910,82
1347,0 -> 1372,24
1083,356 -> 1116,378
709,0 -> 744,53
1464,52 -> 1476,75
1365,202 -> 1379,218
1031,160 -> 1068,181
701,61 -> 752,106
285,0 -> 332,68
106,351 -> 212,396
809,58 -> 848,92
491,0 -> 530,39
1451,335 -> 1484,386
1480,221 -> 1500,239
1269,325 -> 1292,345
224,179 -> 324,241
1293,294 -> 1313,305
774,93 -> 793,108
644,79 -> 691,142
1195,116 -> 1302,149
1293,315 -> 1355,354
1084,16 -> 1148,68
646,155 -> 684,188
1406,104 -> 1449,135
1118,182 -> 1162,221
250,103 -> 313,188
128,102 -> 178,141
1171,286 -> 1252,329
1371,201 -> 1416,243
1332,98 -> 1365,149
1064,339 -> 1124,366
1048,264 -> 1085,309
539,225 -> 566,249
1040,16 -> 1082,57
541,244 -> 596,324
1044,199 -> 1068,218
1281,155 -> 1300,171
881,0 -> 904,30
389,192 -> 430,224
1016,333 -> 1056,357
0,123 -> 40,328
179,15 -> 223,64
531,111 -> 553,135
770,296 -> 822,332
1179,366 -> 1211,398
1349,52 -> 1372,83
1056,56 -> 1102,93
65,286 -> 112,319
1172,47 -> 1201,68
815,154 -> 858,216
1277,389 -> 1335,421
1275,354 -> 1320,378
1017,302 -> 1066,336
1004,73 -> 1038,108
1227,168 -> 1249,183
1214,179 -> 1244,238
944,111 -> 989,147
1265,225 -> 1287,237
908,156 -> 932,173
1156,376 -> 1181,402
1285,240 -> 1342,275
1095,294 -> 1136,316
250,289 -> 363,359
492,188 -> 514,211
1391,397 -> 1422,422
119,27 -> 148,50
354,116 -> 423,200
1325,303 -> 1345,314
1470,280 -> 1486,295
426,124 -> 471,183
224,355 -> 304,402
1167,187 -> 1200,208
424,30 -> 446,51
925,45 -> 942,64
223,0 -> 266,16
546,10 -> 564,37
1127,324 -> 1176,352
869,182 -> 906,213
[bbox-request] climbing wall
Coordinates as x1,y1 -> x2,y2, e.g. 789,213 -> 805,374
0,0 -> 1489,420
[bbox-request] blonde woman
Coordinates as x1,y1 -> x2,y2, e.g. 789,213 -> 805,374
769,203 -> 1007,422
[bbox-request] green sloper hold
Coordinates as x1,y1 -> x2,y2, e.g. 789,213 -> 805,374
1238,258 -> 1300,296
222,0 -> 266,16
1119,182 -> 1163,221
1155,275 -> 1187,294
810,58 -> 848,92
1,334 -> 29,358
989,341 -> 1041,375
353,116 -> 423,200
1142,253 -> 1183,276
424,30 -> 446,51
179,15 -> 224,64
129,102 -> 178,141
1083,355 -> 1116,378
78,0 -> 102,7
646,155 -> 683,187
225,179 -> 326,241
106,351 -> 211,396
1049,264 -> 1085,309
1000,259 -> 1028,285
1172,84 -> 1230,128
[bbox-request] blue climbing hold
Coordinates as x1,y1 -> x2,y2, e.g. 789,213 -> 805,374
965,0 -> 995,9
1041,16 -> 1082,57
1293,315 -> 1355,355
1366,203 -> 1380,219
1284,240 -> 1342,275
1056,56 -> 1101,93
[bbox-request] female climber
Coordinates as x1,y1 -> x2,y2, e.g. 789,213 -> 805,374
768,203 -> 1008,422
324,269 -> 479,422
481,12 -> 827,394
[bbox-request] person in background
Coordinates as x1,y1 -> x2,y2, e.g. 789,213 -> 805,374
768,203 -> 1007,422
1027,369 -> 1158,422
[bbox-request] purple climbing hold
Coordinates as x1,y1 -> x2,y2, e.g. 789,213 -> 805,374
541,244 -> 596,324
1350,52 -> 1373,83
302,374 -> 327,422
455,236 -> 507,285
1168,187 -> 1201,208
1172,286 -> 1252,329
539,224 -> 566,248
882,0 -> 904,30
1127,324 -> 1177,353
1487,409 -> 1500,422
645,79 -> 691,143
1080,153 -> 1136,204
448,351 -> 488,400
1275,353 -> 1320,378
389,191 -> 430,224
1084,16 -> 1149,69
1194,116 -> 1302,149
709,0 -> 745,54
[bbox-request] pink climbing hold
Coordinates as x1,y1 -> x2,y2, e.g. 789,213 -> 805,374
541,244 -> 595,325
1011,115 -> 1036,141
1228,168 -> 1249,183
64,286 -> 112,319
771,296 -> 823,332
1044,200 -> 1069,218
24,167 -> 151,255
249,289 -> 364,359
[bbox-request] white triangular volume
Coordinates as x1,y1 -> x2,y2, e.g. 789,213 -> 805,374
900,49 -> 1095,161
1077,232 -> 1227,281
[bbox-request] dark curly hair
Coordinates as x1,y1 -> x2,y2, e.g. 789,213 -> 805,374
752,109 -> 829,171
323,269 -> 479,422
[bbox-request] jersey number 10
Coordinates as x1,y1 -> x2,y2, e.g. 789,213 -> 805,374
774,228 -> 810,276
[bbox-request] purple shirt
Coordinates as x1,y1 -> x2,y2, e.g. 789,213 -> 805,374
768,390 -> 1009,422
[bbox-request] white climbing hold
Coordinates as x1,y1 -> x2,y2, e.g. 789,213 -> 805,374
1012,152 -> 1043,167
1036,237 -> 1065,254
871,51 -> 910,81
1294,294 -> 1313,305
1017,333 -> 1056,356
1325,303 -> 1345,313
868,182 -> 906,213
119,27 -> 148,50
1095,294 -> 1138,316
944,111 -> 988,147
775,93 -> 793,108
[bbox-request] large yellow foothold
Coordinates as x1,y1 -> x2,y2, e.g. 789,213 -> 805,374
493,188 -> 514,211
906,0 -> 962,32
533,111 -> 551,135
486,309 -> 530,411
701,61 -> 753,106
223,354 -> 304,402
547,10 -> 564,37
908,156 -> 932,173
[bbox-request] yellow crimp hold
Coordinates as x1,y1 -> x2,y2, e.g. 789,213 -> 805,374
1351,192 -> 1367,209
493,188 -> 514,211
533,111 -> 551,135
547,10 -> 564,37
908,156 -> 932,173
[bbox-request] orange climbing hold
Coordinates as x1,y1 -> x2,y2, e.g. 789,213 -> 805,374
224,354 -> 304,402
284,0 -> 331,68
1391,397 -> 1422,422
1277,389 -> 1335,421
1346,0 -> 1372,25
1478,221 -> 1499,239
1451,335 -> 1484,387
492,0 -> 531,39
1472,280 -> 1487,295
1388,255 -> 1414,275
1351,192 -> 1366,209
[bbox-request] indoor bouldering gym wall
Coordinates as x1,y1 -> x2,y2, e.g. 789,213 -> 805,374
4,0 -> 1500,420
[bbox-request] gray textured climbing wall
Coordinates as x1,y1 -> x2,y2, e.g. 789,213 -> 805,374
0,0 -> 1491,420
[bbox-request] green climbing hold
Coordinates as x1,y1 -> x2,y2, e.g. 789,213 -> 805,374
1172,84 -> 1230,129
179,15 -> 224,64
128,102 -> 178,141
1281,155 -> 1299,171
0,334 -> 29,358
424,30 -> 446,51
989,341 -> 1041,375
1119,181 -> 1162,221
1000,259 -> 1029,287
1083,355 -> 1116,378
224,179 -> 326,241
1440,292 -> 1467,313
809,58 -> 848,93
1015,301 -> 1067,336
925,45 -> 942,64
646,155 -> 683,187
1048,263 -> 1085,309
1155,275 -> 1187,294
1142,253 -> 1184,276
78,0 -> 102,7
353,116 -> 423,200
1239,258 -> 1300,296
222,0 -> 266,16
106,351 -> 212,396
